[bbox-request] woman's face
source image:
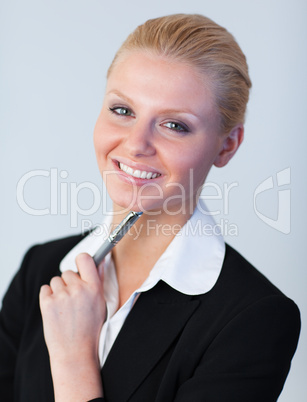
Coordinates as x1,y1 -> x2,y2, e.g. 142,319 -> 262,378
94,51 -> 226,215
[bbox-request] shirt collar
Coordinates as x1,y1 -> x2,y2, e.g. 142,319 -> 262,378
59,214 -> 113,273
135,200 -> 225,295
60,200 -> 225,296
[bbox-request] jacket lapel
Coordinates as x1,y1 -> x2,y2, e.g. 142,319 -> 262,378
101,281 -> 200,401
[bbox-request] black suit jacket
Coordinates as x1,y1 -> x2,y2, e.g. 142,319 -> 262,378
0,234 -> 301,402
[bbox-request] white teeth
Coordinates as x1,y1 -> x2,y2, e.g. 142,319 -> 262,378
118,162 -> 160,179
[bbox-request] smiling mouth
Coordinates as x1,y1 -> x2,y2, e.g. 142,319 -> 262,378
118,162 -> 161,179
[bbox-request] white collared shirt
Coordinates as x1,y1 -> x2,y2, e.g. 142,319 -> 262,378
60,200 -> 225,366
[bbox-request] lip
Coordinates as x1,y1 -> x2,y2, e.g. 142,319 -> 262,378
111,157 -> 163,185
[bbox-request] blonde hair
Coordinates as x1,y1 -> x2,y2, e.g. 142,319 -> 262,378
107,14 -> 252,135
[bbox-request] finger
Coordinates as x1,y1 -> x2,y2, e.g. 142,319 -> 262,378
39,284 -> 53,298
39,285 -> 53,312
75,253 -> 100,285
97,259 -> 105,282
61,269 -> 81,285
49,276 -> 66,292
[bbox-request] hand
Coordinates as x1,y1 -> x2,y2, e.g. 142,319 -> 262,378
39,253 -> 106,401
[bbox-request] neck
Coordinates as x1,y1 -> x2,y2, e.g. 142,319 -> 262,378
110,204 -> 194,292
111,203 -> 194,246
109,203 -> 197,308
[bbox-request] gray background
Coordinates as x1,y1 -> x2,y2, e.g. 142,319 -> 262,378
0,0 -> 306,400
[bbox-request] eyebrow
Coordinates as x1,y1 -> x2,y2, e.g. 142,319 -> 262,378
106,90 -> 135,106
106,89 -> 200,120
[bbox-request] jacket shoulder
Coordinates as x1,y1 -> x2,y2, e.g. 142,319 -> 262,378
219,243 -> 286,297
11,233 -> 86,299
201,243 -> 300,325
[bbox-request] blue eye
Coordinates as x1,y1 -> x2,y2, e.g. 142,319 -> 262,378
109,106 -> 133,116
164,121 -> 189,133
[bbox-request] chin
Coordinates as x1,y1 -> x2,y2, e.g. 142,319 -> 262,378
105,181 -> 161,213
107,190 -> 141,213
114,199 -> 160,214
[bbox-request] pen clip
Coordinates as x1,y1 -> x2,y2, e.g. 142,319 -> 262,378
109,211 -> 143,243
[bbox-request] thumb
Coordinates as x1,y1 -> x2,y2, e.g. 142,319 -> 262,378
75,253 -> 100,284
97,259 -> 105,282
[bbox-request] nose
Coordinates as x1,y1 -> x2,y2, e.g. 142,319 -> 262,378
123,120 -> 156,158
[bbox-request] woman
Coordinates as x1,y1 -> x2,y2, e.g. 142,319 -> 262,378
0,14 -> 300,401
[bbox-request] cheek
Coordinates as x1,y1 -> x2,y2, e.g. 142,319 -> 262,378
93,114 -> 104,151
175,144 -> 214,176
93,128 -> 106,166
93,115 -> 119,162
172,140 -> 220,193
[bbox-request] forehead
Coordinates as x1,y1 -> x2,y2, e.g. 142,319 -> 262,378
106,51 -> 218,123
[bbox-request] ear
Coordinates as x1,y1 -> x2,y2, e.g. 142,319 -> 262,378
213,124 -> 244,168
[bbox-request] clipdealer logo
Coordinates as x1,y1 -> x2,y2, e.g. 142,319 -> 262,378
16,167 -> 291,234
253,168 -> 291,234
16,169 -> 103,227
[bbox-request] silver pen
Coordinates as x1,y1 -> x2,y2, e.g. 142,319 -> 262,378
93,211 -> 143,267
